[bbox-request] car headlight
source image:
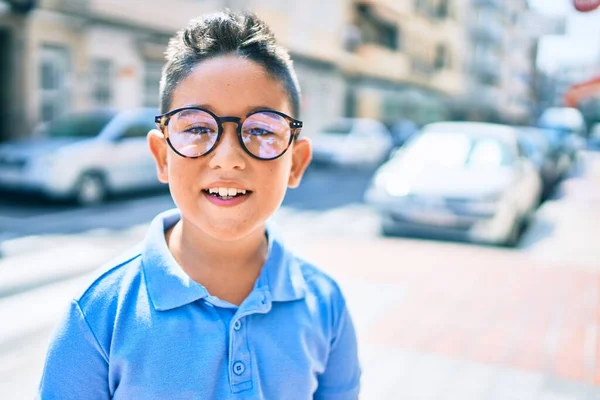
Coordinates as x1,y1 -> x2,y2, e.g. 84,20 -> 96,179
31,154 -> 56,169
479,191 -> 503,204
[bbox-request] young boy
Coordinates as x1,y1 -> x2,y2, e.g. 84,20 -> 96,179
37,10 -> 361,400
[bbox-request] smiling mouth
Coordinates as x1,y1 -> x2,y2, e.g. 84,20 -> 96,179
202,187 -> 252,200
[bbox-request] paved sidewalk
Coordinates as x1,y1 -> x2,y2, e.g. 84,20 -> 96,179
294,237 -> 600,399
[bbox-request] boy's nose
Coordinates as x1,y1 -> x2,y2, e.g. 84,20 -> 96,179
207,123 -> 246,170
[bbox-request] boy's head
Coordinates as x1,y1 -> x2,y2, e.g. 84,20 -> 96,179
148,11 -> 312,242
159,11 -> 301,118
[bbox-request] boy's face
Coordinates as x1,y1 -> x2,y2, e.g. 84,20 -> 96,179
148,56 -> 312,241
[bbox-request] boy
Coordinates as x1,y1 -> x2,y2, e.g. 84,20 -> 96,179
38,10 -> 361,399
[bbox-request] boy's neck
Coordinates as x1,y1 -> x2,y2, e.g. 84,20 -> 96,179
165,219 -> 268,304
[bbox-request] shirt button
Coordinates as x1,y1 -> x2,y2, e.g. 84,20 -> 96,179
233,320 -> 242,331
233,361 -> 245,375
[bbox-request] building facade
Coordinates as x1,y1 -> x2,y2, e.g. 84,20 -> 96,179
0,0 -> 551,142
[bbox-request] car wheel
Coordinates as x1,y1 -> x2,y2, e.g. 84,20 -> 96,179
500,219 -> 521,248
381,225 -> 395,237
74,173 -> 107,206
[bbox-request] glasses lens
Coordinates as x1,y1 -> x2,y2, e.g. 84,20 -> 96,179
241,112 -> 291,159
167,109 -> 219,157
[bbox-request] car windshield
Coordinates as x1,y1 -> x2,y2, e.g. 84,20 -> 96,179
538,108 -> 584,132
38,111 -> 116,138
401,132 -> 512,169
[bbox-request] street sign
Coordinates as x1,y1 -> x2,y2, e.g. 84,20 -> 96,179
573,0 -> 600,12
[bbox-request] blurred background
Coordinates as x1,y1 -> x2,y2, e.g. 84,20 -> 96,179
1,0 -> 600,399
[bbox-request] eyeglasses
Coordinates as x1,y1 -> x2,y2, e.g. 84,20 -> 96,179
154,107 -> 303,161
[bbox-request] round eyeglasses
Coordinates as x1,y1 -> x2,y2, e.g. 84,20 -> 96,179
154,107 -> 303,161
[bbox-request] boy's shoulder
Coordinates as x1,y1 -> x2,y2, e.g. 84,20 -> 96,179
288,250 -> 347,307
72,243 -> 145,310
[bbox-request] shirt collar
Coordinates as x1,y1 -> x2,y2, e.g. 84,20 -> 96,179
142,208 -> 307,312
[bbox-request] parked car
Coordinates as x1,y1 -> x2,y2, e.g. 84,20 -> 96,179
0,108 -> 161,205
515,126 -> 564,199
310,118 -> 393,168
537,107 -> 587,164
589,123 -> 600,150
387,119 -> 419,148
365,122 -> 542,247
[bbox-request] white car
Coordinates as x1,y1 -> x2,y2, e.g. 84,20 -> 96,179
365,122 -> 543,247
0,108 -> 161,205
310,118 -> 393,168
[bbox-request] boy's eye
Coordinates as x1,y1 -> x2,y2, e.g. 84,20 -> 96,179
183,125 -> 215,135
246,128 -> 275,136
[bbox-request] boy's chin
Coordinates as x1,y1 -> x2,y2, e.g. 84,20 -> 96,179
201,219 -> 266,242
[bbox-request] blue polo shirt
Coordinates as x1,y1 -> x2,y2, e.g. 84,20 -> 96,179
38,209 -> 361,399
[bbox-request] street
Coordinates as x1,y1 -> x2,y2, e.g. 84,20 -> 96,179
1,152 -> 600,399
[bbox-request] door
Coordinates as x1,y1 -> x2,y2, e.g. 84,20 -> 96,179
39,45 -> 70,123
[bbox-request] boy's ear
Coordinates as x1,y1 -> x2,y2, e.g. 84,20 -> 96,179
147,129 -> 169,183
288,136 -> 312,188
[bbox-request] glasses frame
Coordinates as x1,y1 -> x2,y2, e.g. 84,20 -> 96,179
154,106 -> 303,161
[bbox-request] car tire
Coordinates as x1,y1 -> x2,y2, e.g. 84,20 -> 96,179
381,225 -> 395,237
74,173 -> 107,206
500,219 -> 521,248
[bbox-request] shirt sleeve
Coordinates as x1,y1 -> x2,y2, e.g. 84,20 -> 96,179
37,300 -> 110,400
314,303 -> 361,400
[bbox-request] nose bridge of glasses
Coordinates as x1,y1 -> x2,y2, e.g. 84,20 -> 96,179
218,116 -> 243,132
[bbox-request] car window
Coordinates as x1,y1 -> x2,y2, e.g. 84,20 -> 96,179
403,132 -> 511,168
402,133 -> 471,168
517,138 -> 532,157
120,121 -> 155,139
591,124 -> 600,139
469,138 -> 513,167
40,111 -> 115,138
538,108 -> 585,132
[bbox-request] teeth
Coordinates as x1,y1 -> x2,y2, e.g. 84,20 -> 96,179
207,187 -> 248,197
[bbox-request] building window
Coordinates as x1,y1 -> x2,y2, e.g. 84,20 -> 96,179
437,0 -> 449,18
434,44 -> 449,70
415,0 -> 450,19
144,60 -> 162,108
40,45 -> 70,122
91,59 -> 113,107
355,4 -> 399,50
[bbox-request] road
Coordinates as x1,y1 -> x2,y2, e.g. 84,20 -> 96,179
0,163 -> 377,241
1,153 -> 600,399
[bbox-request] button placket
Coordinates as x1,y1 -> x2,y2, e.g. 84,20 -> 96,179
229,313 -> 252,392
228,291 -> 272,393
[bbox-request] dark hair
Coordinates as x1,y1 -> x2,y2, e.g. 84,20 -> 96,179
160,11 -> 301,117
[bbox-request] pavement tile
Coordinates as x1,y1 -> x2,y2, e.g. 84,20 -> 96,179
539,377 -> 597,400
485,368 -> 545,400
399,353 -> 456,399
302,236 -> 600,390
442,361 -> 494,399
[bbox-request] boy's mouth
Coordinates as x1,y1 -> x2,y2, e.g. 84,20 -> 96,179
202,187 -> 251,200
